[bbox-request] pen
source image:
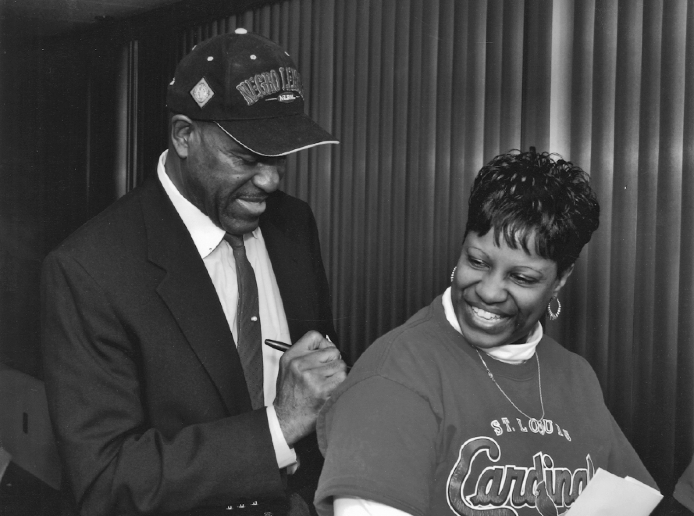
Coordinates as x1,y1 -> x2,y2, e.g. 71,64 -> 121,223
264,335 -> 337,353
264,339 -> 292,352
265,337 -> 350,370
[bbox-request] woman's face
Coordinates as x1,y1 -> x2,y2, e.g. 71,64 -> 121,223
451,230 -> 573,349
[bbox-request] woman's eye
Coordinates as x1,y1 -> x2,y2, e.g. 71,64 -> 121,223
512,274 -> 536,285
468,256 -> 486,268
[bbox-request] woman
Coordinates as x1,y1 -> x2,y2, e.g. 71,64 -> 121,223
314,150 -> 657,516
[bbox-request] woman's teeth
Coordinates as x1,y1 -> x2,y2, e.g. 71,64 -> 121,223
471,306 -> 502,321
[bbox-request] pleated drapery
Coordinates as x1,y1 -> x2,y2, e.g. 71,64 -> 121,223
544,0 -> 694,492
168,0 -> 693,494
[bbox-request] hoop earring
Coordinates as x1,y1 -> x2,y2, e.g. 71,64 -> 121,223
450,266 -> 457,283
547,296 -> 561,321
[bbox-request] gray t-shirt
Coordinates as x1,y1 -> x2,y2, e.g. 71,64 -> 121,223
316,295 -> 657,515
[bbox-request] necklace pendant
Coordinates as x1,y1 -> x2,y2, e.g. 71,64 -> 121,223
487,371 -> 494,380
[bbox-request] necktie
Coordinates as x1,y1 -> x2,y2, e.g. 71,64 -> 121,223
224,233 -> 264,410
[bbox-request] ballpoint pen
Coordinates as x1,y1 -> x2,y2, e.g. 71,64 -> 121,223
264,335 -> 336,353
264,337 -> 350,370
264,339 -> 292,352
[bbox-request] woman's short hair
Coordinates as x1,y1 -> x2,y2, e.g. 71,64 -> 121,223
464,150 -> 600,275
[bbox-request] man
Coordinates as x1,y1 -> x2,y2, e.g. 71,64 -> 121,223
41,30 -> 347,516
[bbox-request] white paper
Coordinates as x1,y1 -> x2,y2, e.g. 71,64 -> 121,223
565,468 -> 662,516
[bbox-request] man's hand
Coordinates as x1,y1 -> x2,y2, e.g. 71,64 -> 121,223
274,331 -> 347,446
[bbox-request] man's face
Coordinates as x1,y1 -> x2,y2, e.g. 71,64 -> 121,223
178,122 -> 287,235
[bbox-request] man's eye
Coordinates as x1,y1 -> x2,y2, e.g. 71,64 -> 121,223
233,155 -> 257,166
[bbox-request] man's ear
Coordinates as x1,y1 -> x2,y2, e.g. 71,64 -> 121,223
170,115 -> 194,159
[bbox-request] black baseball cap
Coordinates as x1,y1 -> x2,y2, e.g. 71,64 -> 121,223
166,29 -> 338,156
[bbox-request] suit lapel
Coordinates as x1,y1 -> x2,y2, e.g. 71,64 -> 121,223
139,179 -> 252,415
261,219 -> 303,280
260,206 -> 316,343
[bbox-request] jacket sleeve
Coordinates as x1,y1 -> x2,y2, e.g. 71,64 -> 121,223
41,251 -> 286,515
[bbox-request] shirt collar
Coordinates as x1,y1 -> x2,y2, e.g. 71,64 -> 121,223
157,150 -> 259,258
442,286 -> 543,364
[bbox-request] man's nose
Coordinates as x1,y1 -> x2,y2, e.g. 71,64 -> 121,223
253,161 -> 285,192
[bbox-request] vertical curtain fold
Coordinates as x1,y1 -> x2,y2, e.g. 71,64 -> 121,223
433,0 -> 453,306
633,0 -> 663,481
403,0 -> 425,319
521,0 -> 552,152
499,0 -> 524,153
677,2 -> 694,476
586,0 -> 618,386
374,0 -> 396,336
607,0 -> 643,437
386,0 -> 411,331
559,1 -> 595,362
364,0 -> 385,343
648,0 -> 688,490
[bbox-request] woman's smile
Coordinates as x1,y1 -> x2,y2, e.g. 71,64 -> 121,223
470,305 -> 503,321
470,306 -> 503,323
463,300 -> 512,336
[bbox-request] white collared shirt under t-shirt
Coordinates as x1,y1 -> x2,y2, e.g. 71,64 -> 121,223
157,150 -> 296,470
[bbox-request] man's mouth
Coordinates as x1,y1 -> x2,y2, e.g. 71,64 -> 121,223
236,197 -> 267,216
238,195 -> 267,203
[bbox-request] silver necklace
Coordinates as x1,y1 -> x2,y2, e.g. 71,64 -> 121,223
474,348 -> 546,423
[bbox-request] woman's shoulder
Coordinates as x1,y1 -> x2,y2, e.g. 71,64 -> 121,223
331,296 -> 461,404
540,334 -> 588,361
539,334 -> 602,385
317,299 -> 455,448
357,297 -> 458,371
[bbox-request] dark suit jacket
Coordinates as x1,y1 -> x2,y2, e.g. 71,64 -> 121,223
41,177 -> 337,516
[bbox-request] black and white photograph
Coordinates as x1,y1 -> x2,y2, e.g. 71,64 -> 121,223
1,1 -> 693,515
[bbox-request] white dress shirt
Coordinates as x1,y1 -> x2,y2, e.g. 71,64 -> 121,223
157,150 -> 297,470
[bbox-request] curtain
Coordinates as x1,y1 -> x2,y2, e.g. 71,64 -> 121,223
169,0 -> 693,494
546,0 -> 694,492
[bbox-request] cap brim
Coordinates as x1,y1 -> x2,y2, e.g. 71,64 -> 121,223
214,114 -> 338,157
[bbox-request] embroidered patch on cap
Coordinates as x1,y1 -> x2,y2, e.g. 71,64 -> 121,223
190,78 -> 214,108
